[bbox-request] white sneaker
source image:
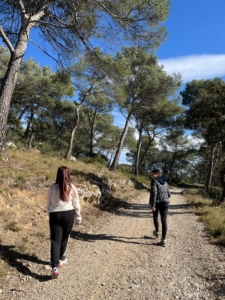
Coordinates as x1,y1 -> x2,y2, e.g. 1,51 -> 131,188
60,257 -> 68,264
52,267 -> 59,279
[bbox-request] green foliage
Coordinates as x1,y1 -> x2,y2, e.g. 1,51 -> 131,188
45,173 -> 51,181
111,47 -> 182,171
88,154 -> 109,167
184,186 -> 221,202
181,78 -> 225,146
17,174 -> 25,182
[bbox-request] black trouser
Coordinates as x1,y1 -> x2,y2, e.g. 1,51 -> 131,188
152,203 -> 169,240
49,210 -> 75,268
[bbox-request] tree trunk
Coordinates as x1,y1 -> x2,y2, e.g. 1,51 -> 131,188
18,107 -> 27,121
89,109 -> 97,157
0,28 -> 31,156
53,122 -> 65,147
110,112 -> 132,171
220,167 -> 225,203
168,151 -> 176,184
64,107 -> 80,159
198,163 -> 204,183
192,167 -> 196,184
138,131 -> 155,169
134,122 -> 143,176
205,146 -> 216,190
27,131 -> 34,149
24,112 -> 34,139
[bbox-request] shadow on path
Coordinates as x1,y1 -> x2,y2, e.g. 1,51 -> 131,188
71,231 -> 154,246
0,245 -> 51,282
170,191 -> 184,195
196,271 -> 225,297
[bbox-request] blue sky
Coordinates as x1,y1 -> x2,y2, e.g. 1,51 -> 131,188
22,1 -> 225,162
157,0 -> 225,84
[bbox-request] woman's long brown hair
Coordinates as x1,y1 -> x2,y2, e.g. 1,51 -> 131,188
55,166 -> 71,201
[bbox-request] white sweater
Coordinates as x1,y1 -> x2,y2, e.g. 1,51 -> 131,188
47,183 -> 82,223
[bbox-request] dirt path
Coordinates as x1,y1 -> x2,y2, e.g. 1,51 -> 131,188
2,188 -> 225,300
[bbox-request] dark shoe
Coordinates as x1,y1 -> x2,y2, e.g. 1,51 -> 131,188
159,239 -> 166,247
153,230 -> 159,238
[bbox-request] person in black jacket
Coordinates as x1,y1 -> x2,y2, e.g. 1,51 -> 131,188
149,169 -> 170,247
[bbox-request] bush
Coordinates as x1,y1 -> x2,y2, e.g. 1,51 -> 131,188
200,207 -> 225,241
185,190 -> 225,245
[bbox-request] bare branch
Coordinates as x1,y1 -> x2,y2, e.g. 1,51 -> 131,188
16,0 -> 26,13
28,37 -> 58,63
93,0 -> 123,25
0,26 -> 15,53
31,4 -> 46,22
32,20 -> 67,29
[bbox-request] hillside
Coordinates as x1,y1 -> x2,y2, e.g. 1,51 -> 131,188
0,149 -> 146,282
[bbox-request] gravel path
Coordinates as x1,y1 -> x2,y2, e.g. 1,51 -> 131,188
1,188 -> 225,300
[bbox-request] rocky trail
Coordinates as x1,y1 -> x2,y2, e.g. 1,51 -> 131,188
1,188 -> 225,300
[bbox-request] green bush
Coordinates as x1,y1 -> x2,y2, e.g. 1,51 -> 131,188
45,173 -> 51,181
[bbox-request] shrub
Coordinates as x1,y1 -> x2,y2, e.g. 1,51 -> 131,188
200,207 -> 225,240
17,174 -> 25,182
185,191 -> 225,245
45,173 -> 51,181
5,221 -> 21,232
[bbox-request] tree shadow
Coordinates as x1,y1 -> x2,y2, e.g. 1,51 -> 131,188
178,183 -> 204,189
70,231 -> 153,246
195,271 -> 225,297
95,202 -> 151,219
170,191 -> 184,195
0,245 -> 52,282
169,204 -> 189,209
168,203 -> 193,215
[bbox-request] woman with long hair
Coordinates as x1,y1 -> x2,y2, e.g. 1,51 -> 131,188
47,166 -> 81,279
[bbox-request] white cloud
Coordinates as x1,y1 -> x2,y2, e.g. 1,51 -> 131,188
159,54 -> 225,83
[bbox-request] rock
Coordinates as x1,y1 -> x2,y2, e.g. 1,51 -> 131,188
6,142 -> 17,150
77,184 -> 101,203
68,156 -> 76,161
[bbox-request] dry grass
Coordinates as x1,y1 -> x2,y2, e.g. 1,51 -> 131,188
185,189 -> 225,245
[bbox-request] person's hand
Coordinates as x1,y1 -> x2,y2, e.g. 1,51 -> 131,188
151,207 -> 156,212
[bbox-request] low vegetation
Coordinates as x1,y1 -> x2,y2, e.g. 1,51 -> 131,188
183,185 -> 225,246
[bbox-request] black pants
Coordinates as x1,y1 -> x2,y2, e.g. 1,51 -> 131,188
152,203 -> 169,240
49,210 -> 75,268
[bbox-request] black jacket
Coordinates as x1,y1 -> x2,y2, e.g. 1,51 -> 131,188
149,176 -> 170,207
